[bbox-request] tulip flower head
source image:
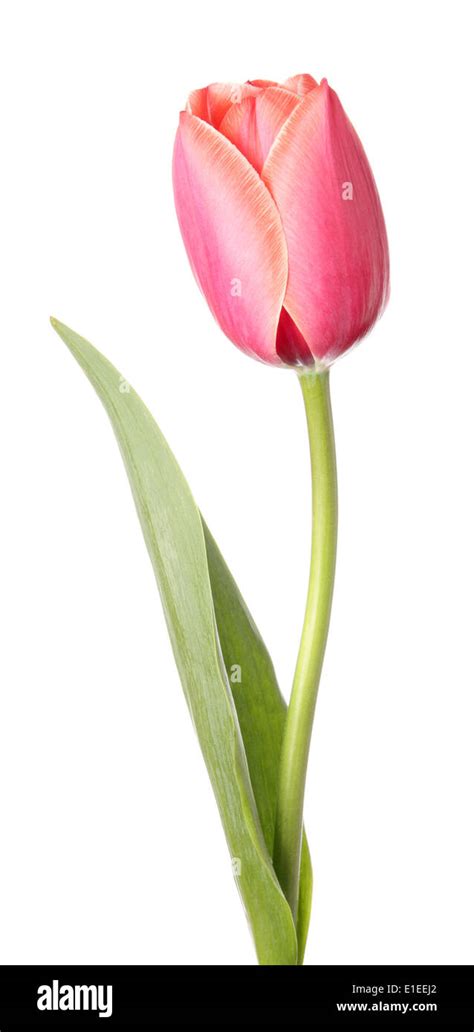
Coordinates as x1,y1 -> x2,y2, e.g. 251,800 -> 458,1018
173,74 -> 389,369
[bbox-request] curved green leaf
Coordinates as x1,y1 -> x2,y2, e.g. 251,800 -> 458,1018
51,318 -> 312,963
51,318 -> 297,965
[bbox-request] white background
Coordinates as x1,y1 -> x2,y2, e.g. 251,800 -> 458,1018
0,0 -> 473,966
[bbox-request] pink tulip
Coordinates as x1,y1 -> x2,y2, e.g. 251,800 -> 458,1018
173,75 -> 389,368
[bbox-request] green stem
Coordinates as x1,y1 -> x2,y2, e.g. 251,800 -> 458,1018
273,369 -> 338,923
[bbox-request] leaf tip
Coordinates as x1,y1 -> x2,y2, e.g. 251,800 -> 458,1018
50,316 -> 74,348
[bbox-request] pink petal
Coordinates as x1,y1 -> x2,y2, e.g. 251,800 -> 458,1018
219,87 -> 300,173
173,112 -> 288,364
186,82 -> 260,129
262,82 -> 389,363
282,74 -> 318,96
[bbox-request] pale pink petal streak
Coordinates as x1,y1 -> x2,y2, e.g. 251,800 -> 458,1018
173,112 -> 288,363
